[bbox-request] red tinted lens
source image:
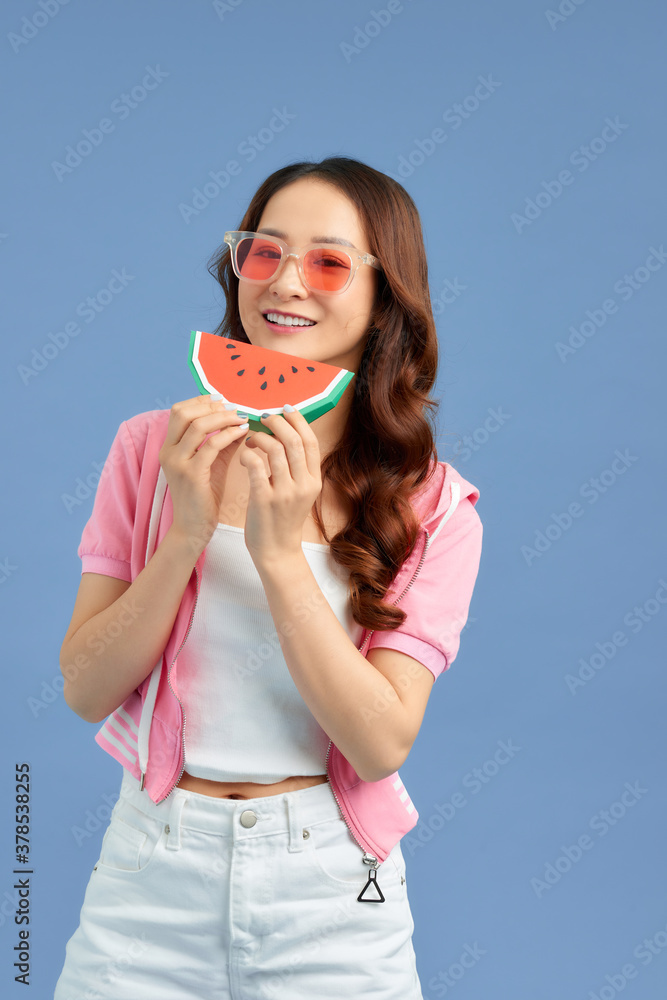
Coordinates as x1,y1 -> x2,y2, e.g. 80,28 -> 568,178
235,238 -> 282,281
303,248 -> 352,291
234,238 -> 353,291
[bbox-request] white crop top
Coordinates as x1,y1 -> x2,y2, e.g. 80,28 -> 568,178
177,522 -> 364,783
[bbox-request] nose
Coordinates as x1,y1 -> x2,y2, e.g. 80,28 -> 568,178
268,253 -> 308,297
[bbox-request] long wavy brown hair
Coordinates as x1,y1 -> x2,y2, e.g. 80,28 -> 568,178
207,156 -> 441,631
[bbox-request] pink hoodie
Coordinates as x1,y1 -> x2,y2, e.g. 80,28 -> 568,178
77,408 -> 483,880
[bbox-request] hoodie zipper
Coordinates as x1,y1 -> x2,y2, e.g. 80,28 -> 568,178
156,561 -> 201,803
324,526 -> 432,899
358,526 -> 431,657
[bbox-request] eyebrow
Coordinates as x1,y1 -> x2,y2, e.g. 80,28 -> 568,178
256,227 -> 356,249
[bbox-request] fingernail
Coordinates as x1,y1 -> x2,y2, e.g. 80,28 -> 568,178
261,412 -> 270,420
210,392 -> 223,401
283,403 -> 295,412
223,401 -> 237,410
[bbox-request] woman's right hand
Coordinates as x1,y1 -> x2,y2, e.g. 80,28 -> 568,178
158,394 -> 250,555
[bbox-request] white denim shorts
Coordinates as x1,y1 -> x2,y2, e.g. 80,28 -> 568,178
53,769 -> 423,999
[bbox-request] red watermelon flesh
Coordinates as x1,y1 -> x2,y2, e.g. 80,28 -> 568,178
188,330 -> 355,436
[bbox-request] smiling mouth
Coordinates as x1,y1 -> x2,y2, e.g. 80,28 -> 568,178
263,312 -> 317,328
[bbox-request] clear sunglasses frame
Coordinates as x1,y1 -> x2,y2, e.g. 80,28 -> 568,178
224,230 -> 383,295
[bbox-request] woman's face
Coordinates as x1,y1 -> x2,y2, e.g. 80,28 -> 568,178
237,177 -> 379,374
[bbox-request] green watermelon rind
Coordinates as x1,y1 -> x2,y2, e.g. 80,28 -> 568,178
187,330 -> 354,437
188,329 -> 210,395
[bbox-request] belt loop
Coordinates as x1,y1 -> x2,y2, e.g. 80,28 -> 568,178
285,792 -> 304,854
165,792 -> 185,851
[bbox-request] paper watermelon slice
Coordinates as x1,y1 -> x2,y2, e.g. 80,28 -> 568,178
188,330 -> 355,436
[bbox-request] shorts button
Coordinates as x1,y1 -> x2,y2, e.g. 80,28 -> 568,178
240,809 -> 258,828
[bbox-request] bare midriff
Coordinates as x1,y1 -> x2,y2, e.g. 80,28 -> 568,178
176,771 -> 329,799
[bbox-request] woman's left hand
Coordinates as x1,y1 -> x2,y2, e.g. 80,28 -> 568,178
238,408 -> 323,565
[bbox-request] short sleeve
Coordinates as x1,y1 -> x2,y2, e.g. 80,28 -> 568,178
77,420 -> 141,582
367,495 -> 483,682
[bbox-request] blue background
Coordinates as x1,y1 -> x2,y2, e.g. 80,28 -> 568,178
2,0 -> 666,996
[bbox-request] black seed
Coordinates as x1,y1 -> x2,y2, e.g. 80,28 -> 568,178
260,381 -> 267,390
279,374 -> 284,383
291,366 -> 298,373
258,366 -> 265,375
237,369 -> 245,376
231,354 -> 240,360
307,366 -> 315,372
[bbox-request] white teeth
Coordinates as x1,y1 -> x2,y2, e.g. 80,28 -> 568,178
265,313 -> 315,327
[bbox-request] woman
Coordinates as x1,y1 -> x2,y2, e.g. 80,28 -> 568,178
54,156 -> 483,999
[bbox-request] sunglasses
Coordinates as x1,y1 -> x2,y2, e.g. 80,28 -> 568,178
224,231 -> 383,295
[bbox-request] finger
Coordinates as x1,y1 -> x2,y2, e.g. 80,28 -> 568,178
192,420 -> 250,468
162,395 -> 246,449
246,414 -> 308,490
244,429 -> 284,481
238,439 -> 273,489
270,408 -> 321,480
246,414 -> 304,488
165,401 -> 247,457
187,409 -> 249,459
